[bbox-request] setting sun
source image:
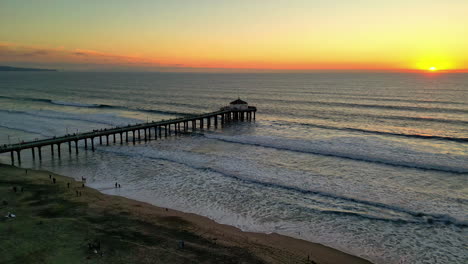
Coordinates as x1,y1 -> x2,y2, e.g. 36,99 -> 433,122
429,67 -> 437,71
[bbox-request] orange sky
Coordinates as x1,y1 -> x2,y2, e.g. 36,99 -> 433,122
1,0 -> 467,72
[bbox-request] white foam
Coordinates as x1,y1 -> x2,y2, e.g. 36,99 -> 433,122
204,133 -> 468,173
51,100 -> 100,107
0,110 -> 141,143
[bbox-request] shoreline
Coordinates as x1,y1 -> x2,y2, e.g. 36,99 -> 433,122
0,164 -> 372,263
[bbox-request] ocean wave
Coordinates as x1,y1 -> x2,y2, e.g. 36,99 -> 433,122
96,146 -> 468,228
0,95 -> 192,117
0,124 -> 50,138
334,96 -> 468,106
250,96 -> 468,114
267,111 -> 468,127
257,95 -> 468,107
368,115 -> 468,126
204,166 -> 468,228
283,100 -> 468,114
50,100 -> 101,107
0,95 -> 106,108
211,167 -> 467,227
0,109 -> 139,127
269,120 -> 468,143
203,134 -> 468,174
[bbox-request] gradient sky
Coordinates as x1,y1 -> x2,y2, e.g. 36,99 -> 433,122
1,0 -> 467,71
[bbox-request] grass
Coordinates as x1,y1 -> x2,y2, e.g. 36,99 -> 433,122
0,165 -> 264,264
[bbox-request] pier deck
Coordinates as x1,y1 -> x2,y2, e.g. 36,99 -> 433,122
0,107 -> 256,165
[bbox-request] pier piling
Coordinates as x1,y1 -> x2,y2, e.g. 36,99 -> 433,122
16,150 -> 21,164
0,107 -> 256,165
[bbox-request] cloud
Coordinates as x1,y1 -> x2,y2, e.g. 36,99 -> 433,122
0,42 -> 60,59
20,50 -> 49,56
72,52 -> 87,56
0,42 -> 171,70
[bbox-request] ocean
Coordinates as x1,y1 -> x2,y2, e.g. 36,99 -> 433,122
0,72 -> 466,264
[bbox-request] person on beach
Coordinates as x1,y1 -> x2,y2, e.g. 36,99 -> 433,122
178,240 -> 185,249
118,184 -> 121,188
67,183 -> 70,188
53,178 -> 56,184
115,182 -> 118,188
49,174 -> 51,179
82,183 -> 85,188
12,186 -> 17,193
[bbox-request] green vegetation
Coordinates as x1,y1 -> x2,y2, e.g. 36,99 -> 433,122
0,165 -> 263,264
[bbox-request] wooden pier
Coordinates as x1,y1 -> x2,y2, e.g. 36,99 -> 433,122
0,107 -> 256,166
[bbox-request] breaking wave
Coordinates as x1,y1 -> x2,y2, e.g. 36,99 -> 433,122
203,134 -> 468,174
0,95 -> 192,116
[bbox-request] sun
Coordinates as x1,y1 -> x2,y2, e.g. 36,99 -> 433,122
428,67 -> 437,71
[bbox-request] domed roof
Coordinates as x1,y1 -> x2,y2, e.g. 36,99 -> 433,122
230,98 -> 248,105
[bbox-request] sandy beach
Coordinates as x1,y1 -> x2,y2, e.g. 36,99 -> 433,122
0,164 -> 372,263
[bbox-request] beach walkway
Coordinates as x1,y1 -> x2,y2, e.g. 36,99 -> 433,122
0,107 -> 256,165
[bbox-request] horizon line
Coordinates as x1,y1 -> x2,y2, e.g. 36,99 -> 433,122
48,69 -> 468,73
3,65 -> 467,73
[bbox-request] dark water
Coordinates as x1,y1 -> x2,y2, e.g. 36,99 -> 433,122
0,72 -> 467,264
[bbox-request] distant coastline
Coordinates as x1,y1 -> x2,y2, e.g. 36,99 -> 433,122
0,66 -> 57,72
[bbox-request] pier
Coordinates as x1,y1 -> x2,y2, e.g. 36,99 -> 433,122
0,104 -> 256,166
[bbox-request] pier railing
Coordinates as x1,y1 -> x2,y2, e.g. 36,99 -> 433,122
1,107 -> 256,165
